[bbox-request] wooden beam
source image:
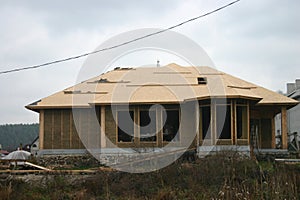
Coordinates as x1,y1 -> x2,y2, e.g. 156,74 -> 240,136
195,101 -> 200,148
39,110 -> 44,150
157,106 -> 163,147
199,106 -> 203,145
247,101 -> 250,146
271,116 -> 275,149
51,110 -> 54,149
211,100 -> 216,145
281,106 -> 288,149
134,107 -> 139,147
100,106 -> 106,148
61,110 -> 63,149
232,100 -> 236,145
69,110 -> 72,149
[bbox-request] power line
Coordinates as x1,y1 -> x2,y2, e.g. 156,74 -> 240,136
0,0 -> 240,75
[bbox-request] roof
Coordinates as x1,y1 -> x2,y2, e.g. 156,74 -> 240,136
26,63 -> 298,110
288,89 -> 300,100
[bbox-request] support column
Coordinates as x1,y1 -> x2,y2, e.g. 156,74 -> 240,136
232,100 -> 236,145
271,117 -> 275,149
60,110 -> 63,149
134,107 -> 140,147
199,106 -> 203,145
281,106 -> 288,149
100,106 -> 106,148
211,100 -> 216,145
157,106 -> 163,147
195,101 -> 200,148
39,110 -> 44,150
247,102 -> 250,146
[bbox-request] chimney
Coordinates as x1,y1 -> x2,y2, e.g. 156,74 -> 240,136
296,79 -> 300,90
287,83 -> 296,95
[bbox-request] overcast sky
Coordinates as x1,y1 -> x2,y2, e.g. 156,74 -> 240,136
0,0 -> 300,124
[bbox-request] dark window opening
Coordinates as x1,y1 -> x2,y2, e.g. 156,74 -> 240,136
163,110 -> 180,142
140,110 -> 157,142
261,118 -> 272,148
117,111 -> 134,142
216,105 -> 231,139
237,106 -> 247,139
197,77 -> 207,84
201,106 -> 211,139
236,99 -> 247,105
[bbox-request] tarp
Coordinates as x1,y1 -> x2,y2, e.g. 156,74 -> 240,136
0,150 -> 9,155
1,150 -> 31,160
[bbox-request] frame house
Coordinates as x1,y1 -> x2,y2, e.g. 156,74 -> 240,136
26,64 -> 298,157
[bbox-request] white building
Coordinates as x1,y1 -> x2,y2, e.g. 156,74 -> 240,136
275,79 -> 300,147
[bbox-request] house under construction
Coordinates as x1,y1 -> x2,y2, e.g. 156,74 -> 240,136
26,63 -> 298,156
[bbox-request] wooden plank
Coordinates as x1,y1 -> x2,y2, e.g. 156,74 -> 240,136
232,100 -> 236,145
78,109 -> 85,149
61,110 -> 63,149
0,168 -> 115,175
44,110 -> 52,149
271,117 -> 275,148
134,106 -> 139,146
69,111 -> 73,148
71,110 -> 80,149
51,110 -> 54,149
106,106 -> 117,147
39,110 -> 44,149
199,106 -> 202,145
157,105 -> 163,147
247,101 -> 250,146
281,106 -> 288,149
195,101 -> 199,148
211,101 -> 216,145
101,106 -> 106,148
275,159 -> 300,163
53,110 -> 62,149
24,162 -> 51,171
62,110 -> 70,149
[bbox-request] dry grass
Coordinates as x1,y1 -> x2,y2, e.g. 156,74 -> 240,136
0,153 -> 299,200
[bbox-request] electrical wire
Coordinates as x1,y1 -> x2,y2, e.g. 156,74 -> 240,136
0,0 -> 240,75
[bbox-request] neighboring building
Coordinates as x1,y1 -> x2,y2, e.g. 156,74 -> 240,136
26,64 -> 298,156
275,79 -> 300,146
30,136 -> 39,155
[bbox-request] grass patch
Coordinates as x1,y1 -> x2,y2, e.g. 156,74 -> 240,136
1,153 -> 300,199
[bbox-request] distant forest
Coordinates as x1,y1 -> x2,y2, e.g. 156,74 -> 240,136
0,123 -> 39,151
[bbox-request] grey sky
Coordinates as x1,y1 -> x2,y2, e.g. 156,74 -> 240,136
0,0 -> 300,124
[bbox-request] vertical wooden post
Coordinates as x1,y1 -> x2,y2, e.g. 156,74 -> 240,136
247,101 -> 250,146
39,110 -> 44,150
51,110 -> 54,149
271,117 -> 275,149
100,106 -> 106,148
281,106 -> 288,149
199,106 -> 203,145
87,109 -> 90,149
77,109 -> 81,148
232,100 -> 236,145
195,101 -> 200,148
60,110 -> 63,149
157,106 -> 163,147
211,100 -> 216,145
134,107 -> 140,147
69,110 -> 72,149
